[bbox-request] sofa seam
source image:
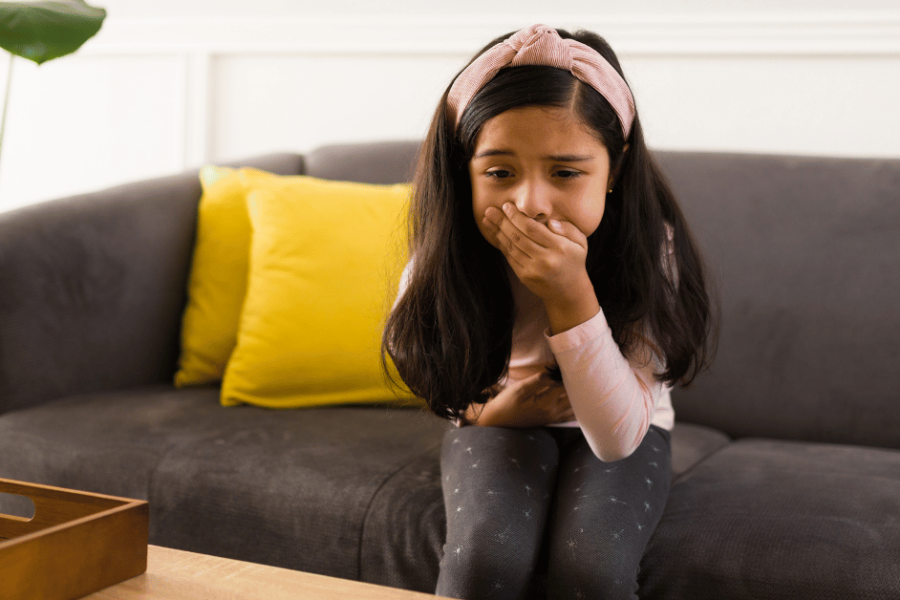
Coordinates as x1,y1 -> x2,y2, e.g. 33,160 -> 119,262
671,440 -> 733,485
145,436 -> 192,545
356,440 -> 443,583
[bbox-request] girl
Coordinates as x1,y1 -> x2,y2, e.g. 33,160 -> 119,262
383,25 -> 713,600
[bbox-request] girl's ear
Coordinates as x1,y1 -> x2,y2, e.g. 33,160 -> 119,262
607,143 -> 630,190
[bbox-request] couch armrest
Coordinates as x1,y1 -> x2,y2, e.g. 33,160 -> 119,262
0,171 -> 203,414
0,153 -> 306,416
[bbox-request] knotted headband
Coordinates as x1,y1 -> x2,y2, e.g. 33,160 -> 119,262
446,24 -> 635,138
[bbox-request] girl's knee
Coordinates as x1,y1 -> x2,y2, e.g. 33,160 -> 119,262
438,533 -> 540,600
441,534 -> 537,577
546,557 -> 640,600
546,527 -> 645,600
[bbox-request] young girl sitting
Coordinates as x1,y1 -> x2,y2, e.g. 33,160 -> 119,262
383,24 -> 714,600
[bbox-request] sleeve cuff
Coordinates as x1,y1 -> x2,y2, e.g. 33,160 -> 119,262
545,308 -> 611,354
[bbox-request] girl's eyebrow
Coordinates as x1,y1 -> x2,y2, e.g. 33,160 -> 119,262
546,154 -> 594,162
473,148 -> 515,159
473,149 -> 595,162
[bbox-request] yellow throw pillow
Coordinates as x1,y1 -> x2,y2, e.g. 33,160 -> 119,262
174,166 -> 281,387
220,176 -> 416,408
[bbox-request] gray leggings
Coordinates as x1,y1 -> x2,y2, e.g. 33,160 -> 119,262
436,425 -> 671,600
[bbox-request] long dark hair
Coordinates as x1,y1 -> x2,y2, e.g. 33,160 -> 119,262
383,28 -> 714,421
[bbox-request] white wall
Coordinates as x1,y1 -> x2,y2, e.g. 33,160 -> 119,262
0,1 -> 898,212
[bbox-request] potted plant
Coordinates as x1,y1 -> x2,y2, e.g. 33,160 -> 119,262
0,0 -> 106,179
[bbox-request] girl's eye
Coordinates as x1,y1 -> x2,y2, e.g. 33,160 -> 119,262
555,170 -> 581,179
486,170 -> 513,179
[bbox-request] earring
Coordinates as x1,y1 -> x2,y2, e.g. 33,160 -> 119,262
608,187 -> 613,193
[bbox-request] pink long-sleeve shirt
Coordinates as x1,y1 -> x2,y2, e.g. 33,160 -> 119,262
504,271 -> 673,461
394,255 -> 674,463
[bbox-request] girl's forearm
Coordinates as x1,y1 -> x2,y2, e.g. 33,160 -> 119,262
542,277 -> 658,459
548,310 -> 662,462
543,274 -> 601,336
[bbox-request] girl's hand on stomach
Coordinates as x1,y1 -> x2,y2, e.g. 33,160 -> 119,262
463,371 -> 574,428
483,203 -> 600,334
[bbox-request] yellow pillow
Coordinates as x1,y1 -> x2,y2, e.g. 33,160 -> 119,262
176,166 -> 246,386
176,166 -> 288,387
220,176 -> 416,408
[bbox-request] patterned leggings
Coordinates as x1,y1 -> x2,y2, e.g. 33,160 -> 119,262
436,425 -> 671,600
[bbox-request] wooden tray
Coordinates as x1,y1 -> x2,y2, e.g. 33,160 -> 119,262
0,478 -> 148,600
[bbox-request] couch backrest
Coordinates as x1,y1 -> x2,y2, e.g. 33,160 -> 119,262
657,151 -> 900,449
304,141 -> 422,184
305,141 -> 900,450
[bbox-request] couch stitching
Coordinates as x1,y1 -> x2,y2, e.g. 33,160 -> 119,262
356,440 -> 443,583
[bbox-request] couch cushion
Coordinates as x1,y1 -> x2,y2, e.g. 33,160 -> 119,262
0,386 -> 450,581
0,386 -> 221,501
356,421 -> 730,594
0,386 -> 732,590
668,422 -> 730,480
359,444 -> 445,593
145,399 -> 449,580
639,438 -> 900,599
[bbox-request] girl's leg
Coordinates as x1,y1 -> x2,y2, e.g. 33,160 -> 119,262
544,426 -> 672,600
436,425 -> 559,600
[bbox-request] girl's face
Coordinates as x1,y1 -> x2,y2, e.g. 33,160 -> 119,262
469,106 -> 612,250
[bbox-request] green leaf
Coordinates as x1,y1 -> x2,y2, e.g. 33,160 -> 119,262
0,0 -> 107,65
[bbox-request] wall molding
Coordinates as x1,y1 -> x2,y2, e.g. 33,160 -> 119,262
85,13 -> 900,57
80,12 -> 900,170
3,12 -> 897,210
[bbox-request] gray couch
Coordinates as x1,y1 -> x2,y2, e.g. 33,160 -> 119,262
1,141 -> 898,599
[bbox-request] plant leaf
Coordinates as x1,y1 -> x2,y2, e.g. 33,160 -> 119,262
0,0 -> 107,65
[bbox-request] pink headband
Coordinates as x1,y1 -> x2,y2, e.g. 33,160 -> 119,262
446,24 -> 635,138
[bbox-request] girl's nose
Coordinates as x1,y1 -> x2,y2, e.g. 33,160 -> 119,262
513,179 -> 552,221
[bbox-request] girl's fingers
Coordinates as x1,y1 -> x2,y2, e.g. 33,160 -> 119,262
555,407 -> 576,422
486,203 -> 587,254
553,392 -> 575,422
535,386 -> 574,423
498,203 -> 557,247
533,382 -> 564,402
485,218 -> 533,267
483,204 -> 591,300
484,209 -> 544,258
509,370 -> 550,391
509,371 -> 555,401
547,219 -> 589,251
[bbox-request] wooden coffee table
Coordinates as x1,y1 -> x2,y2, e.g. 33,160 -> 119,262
81,545 -> 446,600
